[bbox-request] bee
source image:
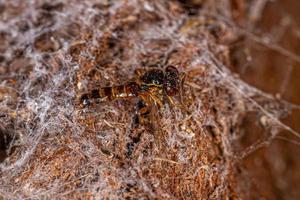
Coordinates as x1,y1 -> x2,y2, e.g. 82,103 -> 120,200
79,66 -> 186,127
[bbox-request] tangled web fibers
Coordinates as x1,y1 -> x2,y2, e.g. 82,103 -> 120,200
0,0 -> 299,199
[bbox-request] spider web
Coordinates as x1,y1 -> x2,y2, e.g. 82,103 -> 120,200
0,0 -> 299,199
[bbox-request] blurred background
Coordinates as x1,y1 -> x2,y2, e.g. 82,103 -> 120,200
228,0 -> 300,199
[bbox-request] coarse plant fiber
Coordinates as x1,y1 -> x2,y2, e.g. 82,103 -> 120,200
0,0 -> 298,199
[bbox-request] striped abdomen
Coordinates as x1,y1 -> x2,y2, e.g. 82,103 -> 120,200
80,82 -> 140,107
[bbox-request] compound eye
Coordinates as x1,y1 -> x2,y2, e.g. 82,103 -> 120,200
165,65 -> 178,75
164,66 -> 179,96
164,79 -> 179,96
165,86 -> 176,96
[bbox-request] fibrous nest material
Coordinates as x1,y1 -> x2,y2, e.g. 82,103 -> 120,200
0,0 -> 299,199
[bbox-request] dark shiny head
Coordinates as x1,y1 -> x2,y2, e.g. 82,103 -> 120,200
140,69 -> 164,85
163,66 -> 180,96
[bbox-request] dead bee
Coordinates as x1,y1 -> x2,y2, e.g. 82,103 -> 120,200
79,66 -> 186,126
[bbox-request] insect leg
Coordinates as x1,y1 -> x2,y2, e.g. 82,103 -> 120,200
166,95 -> 176,107
148,93 -> 163,109
132,93 -> 149,125
166,95 -> 191,114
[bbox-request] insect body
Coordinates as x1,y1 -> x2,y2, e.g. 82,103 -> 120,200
79,66 -> 185,126
80,82 -> 140,106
